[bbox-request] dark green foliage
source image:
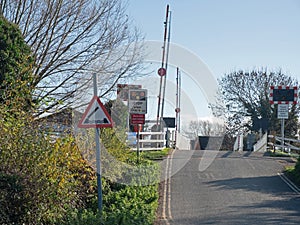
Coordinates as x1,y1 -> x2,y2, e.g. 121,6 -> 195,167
62,177 -> 158,225
0,173 -> 27,224
102,184 -> 158,225
0,16 -> 34,110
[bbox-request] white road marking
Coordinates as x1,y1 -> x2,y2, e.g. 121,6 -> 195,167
278,172 -> 300,194
162,152 -> 169,222
167,150 -> 174,221
162,149 -> 176,224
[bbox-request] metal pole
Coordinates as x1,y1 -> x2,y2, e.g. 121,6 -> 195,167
156,4 -> 169,126
175,67 -> 179,147
137,125 -> 140,163
281,118 -> 285,151
161,9 -> 171,121
178,68 -> 181,133
93,73 -> 103,211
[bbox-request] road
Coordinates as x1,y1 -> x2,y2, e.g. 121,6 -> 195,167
159,150 -> 300,225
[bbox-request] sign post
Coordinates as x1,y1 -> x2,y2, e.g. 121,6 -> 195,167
137,125 -> 140,163
277,104 -> 289,119
270,86 -> 298,151
117,84 -> 142,133
128,89 -> 147,163
94,74 -> 102,211
128,89 -> 147,114
277,104 -> 289,149
78,74 -> 113,211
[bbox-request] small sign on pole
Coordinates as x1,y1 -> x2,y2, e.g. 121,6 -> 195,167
130,114 -> 145,164
269,85 -> 298,151
128,89 -> 147,114
158,67 -> 166,76
277,104 -> 289,119
78,96 -> 113,128
130,114 -> 145,125
77,75 -> 113,212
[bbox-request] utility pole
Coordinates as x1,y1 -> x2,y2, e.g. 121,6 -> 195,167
175,67 -> 181,146
156,4 -> 171,129
160,8 -> 171,122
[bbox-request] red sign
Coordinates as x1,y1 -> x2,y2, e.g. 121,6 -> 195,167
158,68 -> 166,76
130,114 -> 145,125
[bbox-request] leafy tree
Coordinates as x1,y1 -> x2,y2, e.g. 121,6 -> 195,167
0,15 -> 34,110
0,0 -> 143,116
215,69 -> 299,136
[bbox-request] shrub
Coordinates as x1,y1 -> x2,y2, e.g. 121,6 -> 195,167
0,15 -> 34,110
0,108 -> 160,225
0,108 -> 96,224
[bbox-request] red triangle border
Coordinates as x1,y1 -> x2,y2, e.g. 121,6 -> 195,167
78,96 -> 113,128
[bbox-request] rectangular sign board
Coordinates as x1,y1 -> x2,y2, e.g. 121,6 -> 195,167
117,84 -> 142,101
163,117 -> 176,128
130,114 -> 145,125
269,86 -> 298,104
128,89 -> 147,114
277,104 -> 289,119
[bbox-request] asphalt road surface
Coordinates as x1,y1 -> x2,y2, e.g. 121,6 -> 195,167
161,150 -> 300,225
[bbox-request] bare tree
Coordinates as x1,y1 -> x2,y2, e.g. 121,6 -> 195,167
184,119 -> 225,139
214,69 -> 299,136
0,0 -> 143,116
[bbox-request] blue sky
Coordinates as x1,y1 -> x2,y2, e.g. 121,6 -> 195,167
125,0 -> 300,121
126,0 -> 300,79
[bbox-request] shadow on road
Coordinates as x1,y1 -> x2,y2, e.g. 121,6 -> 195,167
200,175 -> 300,224
170,209 -> 300,225
205,175 -> 300,196
168,151 -> 300,225
171,175 -> 300,224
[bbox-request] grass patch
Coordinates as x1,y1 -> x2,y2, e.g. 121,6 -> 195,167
284,166 -> 300,187
285,165 -> 295,173
141,148 -> 172,160
284,156 -> 300,188
267,150 -> 299,158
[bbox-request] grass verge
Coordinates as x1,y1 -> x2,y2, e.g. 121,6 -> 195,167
141,148 -> 172,160
284,164 -> 300,188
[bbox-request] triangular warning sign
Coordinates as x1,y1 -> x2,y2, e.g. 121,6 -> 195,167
78,96 -> 113,128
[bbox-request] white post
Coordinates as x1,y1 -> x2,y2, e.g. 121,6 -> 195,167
281,118 -> 285,151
